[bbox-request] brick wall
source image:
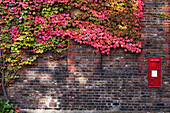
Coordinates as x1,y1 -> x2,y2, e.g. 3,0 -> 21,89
0,49 -> 3,98
2,0 -> 170,112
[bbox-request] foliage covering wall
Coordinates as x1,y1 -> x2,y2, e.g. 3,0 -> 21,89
0,0 -> 143,87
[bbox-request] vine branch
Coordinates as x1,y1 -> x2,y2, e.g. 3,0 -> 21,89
1,51 -> 9,101
147,12 -> 170,19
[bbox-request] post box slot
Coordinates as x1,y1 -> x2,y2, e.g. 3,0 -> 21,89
150,59 -> 160,62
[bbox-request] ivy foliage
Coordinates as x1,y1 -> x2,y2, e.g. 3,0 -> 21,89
0,0 -> 144,86
0,98 -> 17,113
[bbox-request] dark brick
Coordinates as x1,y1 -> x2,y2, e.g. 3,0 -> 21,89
0,0 -> 169,112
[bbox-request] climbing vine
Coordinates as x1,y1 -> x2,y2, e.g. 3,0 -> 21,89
148,12 -> 170,19
0,0 -> 144,89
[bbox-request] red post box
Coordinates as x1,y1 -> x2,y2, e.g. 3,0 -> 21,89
148,57 -> 161,87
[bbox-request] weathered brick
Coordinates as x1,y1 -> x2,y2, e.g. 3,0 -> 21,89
0,0 -> 169,112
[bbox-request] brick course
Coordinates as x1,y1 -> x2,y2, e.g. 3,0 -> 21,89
1,0 -> 170,112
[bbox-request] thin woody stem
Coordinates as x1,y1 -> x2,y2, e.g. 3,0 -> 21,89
1,51 -> 9,101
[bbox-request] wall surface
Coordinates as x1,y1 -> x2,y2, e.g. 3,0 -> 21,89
1,0 -> 170,112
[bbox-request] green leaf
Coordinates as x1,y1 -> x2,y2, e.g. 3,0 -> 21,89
17,36 -> 26,41
54,11 -> 58,14
59,8 -> 63,11
9,110 -> 14,113
43,8 -> 46,11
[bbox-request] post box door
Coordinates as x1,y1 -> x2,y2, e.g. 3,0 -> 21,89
148,57 -> 161,87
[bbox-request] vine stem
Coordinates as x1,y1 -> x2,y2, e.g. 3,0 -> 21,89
1,51 -> 9,101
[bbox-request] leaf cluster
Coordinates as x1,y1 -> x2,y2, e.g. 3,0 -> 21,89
0,0 -> 144,86
0,98 -> 16,113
